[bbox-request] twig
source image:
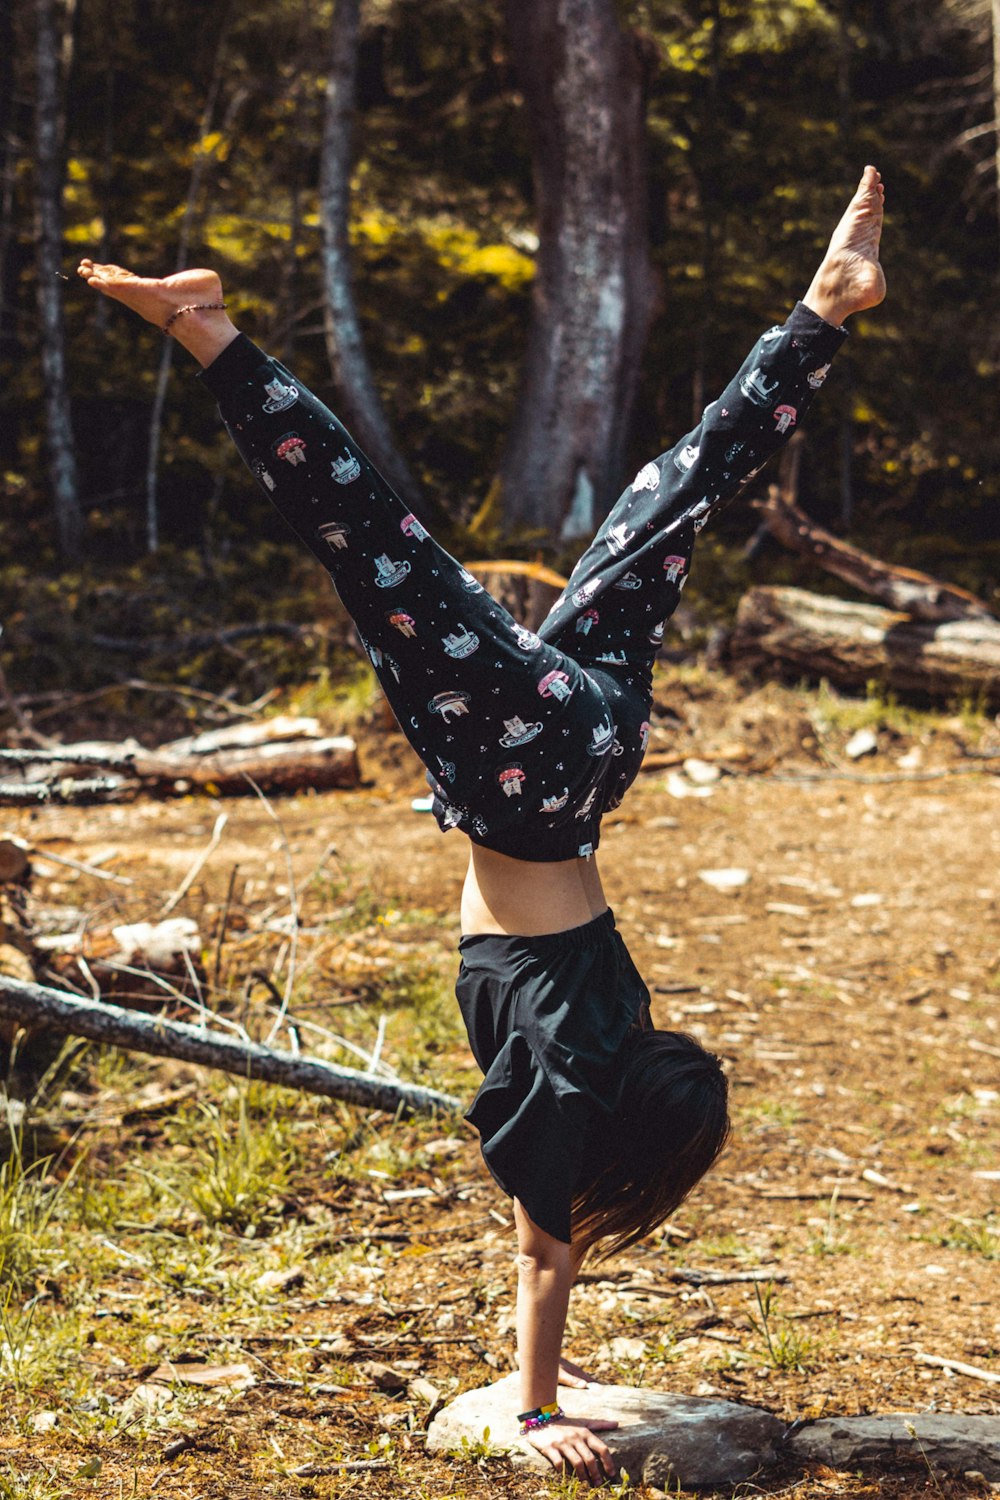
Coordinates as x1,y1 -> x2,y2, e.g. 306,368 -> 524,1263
27,846 -> 135,887
291,1461 -> 389,1477
670,1268 -> 790,1287
368,1015 -> 388,1076
914,1351 -> 1000,1385
212,863 -> 241,992
160,811 -> 228,917
259,1003 -> 402,1080
969,1037 -> 1000,1060
240,775 -> 299,1038
27,679 -> 280,724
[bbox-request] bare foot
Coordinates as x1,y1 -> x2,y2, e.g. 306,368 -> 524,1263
803,165 -> 886,327
77,260 -> 238,367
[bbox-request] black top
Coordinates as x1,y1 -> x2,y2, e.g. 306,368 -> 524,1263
455,909 -> 651,1243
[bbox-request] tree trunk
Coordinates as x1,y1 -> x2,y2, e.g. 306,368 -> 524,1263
34,0 -> 82,560
319,0 -> 422,511
499,0 -> 656,535
0,0 -> 18,357
145,27 -> 232,553
727,586 -> 1000,703
993,0 -> 1000,261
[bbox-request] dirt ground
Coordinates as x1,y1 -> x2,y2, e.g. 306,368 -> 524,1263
3,672 -> 999,1499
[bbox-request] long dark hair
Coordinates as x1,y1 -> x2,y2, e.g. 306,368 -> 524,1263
571,1030 -> 730,1261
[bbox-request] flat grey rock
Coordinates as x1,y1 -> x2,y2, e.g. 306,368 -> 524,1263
787,1414 -> 1000,1479
426,1372 -> 783,1487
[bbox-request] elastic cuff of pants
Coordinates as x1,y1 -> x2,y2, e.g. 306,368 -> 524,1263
786,300 -> 850,352
197,331 -> 272,401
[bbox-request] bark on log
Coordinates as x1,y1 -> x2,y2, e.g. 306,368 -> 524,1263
0,974 -> 463,1118
727,586 -> 1000,702
755,486 -> 995,623
0,719 -> 361,805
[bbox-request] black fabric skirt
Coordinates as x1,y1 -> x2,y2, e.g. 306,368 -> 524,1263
455,909 -> 650,1242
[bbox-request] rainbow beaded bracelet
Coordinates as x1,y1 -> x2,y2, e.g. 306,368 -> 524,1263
518,1402 -> 564,1435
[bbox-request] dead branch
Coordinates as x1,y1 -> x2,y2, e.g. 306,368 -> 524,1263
0,973 -> 462,1117
914,1351 -> 1000,1385
86,622 -> 331,656
754,486 -> 995,623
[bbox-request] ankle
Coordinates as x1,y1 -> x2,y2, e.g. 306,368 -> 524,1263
802,263 -> 853,329
168,307 -> 240,369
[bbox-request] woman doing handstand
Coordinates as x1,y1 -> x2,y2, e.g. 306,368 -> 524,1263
79,165 -> 885,1486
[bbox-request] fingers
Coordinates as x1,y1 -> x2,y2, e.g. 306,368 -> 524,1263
536,1428 -> 617,1486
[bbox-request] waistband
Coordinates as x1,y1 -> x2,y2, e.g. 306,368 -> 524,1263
457,906 -> 616,961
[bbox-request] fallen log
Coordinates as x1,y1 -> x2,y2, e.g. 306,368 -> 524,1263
726,586 -> 1000,703
0,716 -> 361,805
0,973 -> 463,1118
755,486 -> 995,623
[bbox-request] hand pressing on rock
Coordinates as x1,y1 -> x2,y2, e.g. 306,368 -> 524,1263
523,1414 -> 619,1486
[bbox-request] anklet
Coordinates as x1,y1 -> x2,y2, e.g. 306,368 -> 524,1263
163,301 -> 227,335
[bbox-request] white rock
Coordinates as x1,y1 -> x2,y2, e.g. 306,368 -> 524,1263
31,1411 -> 58,1433
851,892 -> 883,908
427,1372 -> 783,1487
698,868 -> 750,893
682,758 -> 722,785
608,1336 -> 649,1362
111,918 -> 201,966
666,772 -> 714,800
845,728 -> 878,759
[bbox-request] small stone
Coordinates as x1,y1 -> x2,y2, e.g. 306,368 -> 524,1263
608,1337 -> 648,1362
698,868 -> 750,893
254,1265 -> 306,1293
666,772 -> 714,800
144,1334 -> 164,1355
31,1411 -> 58,1434
683,758 -> 722,785
845,729 -> 878,759
851,892 -> 883,908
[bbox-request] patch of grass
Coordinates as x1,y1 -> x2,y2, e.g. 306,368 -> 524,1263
0,1130 -> 72,1294
810,678 -> 934,738
738,1098 -> 800,1128
746,1281 -> 816,1373
0,1462 -> 66,1500
160,1092 -> 294,1231
447,1426 -> 511,1465
939,1216 -> 1000,1260
806,1189 -> 856,1258
695,1231 -> 754,1261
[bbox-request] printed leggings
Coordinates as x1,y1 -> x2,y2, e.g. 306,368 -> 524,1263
199,303 -> 846,861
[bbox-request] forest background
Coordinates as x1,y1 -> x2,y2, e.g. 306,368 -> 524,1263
3,0 -> 1000,722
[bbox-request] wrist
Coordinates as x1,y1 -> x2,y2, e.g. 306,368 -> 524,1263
518,1402 -> 565,1436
